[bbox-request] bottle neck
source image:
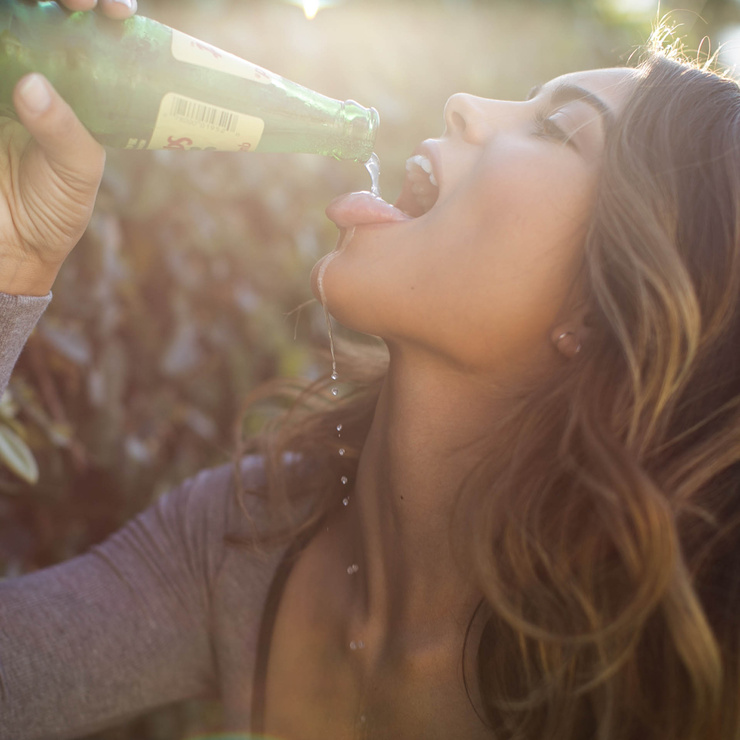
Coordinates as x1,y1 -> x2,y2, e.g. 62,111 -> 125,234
333,100 -> 379,163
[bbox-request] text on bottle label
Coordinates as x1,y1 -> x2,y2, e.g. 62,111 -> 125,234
148,93 -> 265,152
170,29 -> 272,85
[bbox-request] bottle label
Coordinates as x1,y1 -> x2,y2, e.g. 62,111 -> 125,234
171,29 -> 273,85
147,93 -> 265,152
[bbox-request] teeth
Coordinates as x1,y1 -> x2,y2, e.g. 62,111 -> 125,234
403,154 -> 440,215
406,154 -> 438,187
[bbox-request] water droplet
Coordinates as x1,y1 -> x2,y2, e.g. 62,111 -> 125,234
342,497 -> 350,506
346,563 -> 359,574
331,387 -> 339,396
338,448 -> 345,456
360,714 -> 367,724
336,424 -> 343,432
358,640 -> 365,649
341,476 -> 348,485
331,371 -> 339,381
350,641 -> 358,650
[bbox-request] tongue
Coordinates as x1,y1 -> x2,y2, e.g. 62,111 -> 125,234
326,191 -> 412,228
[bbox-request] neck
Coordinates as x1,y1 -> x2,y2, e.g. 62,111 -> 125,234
339,347 -> 513,654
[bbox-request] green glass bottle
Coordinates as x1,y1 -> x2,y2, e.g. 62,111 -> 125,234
0,0 -> 379,161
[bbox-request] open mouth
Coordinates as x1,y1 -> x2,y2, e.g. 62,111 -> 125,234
394,153 -> 440,218
325,148 -> 441,229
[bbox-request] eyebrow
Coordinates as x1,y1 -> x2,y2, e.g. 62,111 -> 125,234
527,82 -> 615,136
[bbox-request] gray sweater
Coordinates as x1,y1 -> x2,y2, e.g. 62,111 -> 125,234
0,292 -> 290,739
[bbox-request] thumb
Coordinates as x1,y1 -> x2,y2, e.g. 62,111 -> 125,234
13,73 -> 105,184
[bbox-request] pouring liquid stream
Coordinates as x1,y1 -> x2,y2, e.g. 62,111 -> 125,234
365,152 -> 381,198
317,156 -> 381,665
319,152 -> 381,382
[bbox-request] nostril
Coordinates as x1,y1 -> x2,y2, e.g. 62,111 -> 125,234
450,111 -> 466,133
444,93 -> 473,136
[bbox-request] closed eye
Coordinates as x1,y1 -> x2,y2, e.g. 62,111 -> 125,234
532,109 -> 575,148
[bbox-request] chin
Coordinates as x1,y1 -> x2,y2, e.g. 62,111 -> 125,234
310,250 -> 342,303
307,250 -> 382,337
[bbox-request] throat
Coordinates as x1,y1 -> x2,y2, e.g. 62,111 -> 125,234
339,364 -> 497,636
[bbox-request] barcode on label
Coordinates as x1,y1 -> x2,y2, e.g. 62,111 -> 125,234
150,92 -> 264,152
169,96 -> 238,133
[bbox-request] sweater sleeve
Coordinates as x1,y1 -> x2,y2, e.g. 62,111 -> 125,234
0,291 -> 52,398
0,462 -> 248,740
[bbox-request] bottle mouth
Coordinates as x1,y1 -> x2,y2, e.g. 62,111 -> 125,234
339,99 -> 379,163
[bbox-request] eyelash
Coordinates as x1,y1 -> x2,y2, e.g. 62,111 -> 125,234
532,109 -> 574,147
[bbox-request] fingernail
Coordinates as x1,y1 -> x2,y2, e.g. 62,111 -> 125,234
109,0 -> 136,9
18,74 -> 51,114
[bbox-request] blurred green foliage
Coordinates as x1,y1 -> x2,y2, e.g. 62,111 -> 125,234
0,0 -> 737,737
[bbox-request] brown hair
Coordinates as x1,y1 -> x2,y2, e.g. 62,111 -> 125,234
233,32 -> 740,740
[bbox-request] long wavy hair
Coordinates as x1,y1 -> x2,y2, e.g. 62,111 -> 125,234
233,32 -> 740,740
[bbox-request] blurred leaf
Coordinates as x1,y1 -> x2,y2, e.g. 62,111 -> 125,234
38,322 -> 93,367
160,320 -> 202,377
0,423 -> 39,486
0,389 -> 18,420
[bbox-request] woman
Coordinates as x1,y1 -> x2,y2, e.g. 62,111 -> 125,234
1,0 -> 739,737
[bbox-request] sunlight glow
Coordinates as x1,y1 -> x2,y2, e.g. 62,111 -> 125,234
598,0 -> 656,16
284,0 -> 344,20
719,24 -> 740,79
303,0 -> 320,19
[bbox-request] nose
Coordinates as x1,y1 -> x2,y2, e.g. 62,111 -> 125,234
443,93 -> 515,144
443,93 -> 490,143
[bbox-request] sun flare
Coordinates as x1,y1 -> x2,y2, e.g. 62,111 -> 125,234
303,0 -> 320,19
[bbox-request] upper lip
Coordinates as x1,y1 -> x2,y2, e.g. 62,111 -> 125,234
394,139 -> 442,218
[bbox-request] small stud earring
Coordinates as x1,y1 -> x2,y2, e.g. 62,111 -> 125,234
556,331 -> 582,356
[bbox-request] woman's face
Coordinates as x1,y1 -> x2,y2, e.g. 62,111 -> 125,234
313,67 -> 637,377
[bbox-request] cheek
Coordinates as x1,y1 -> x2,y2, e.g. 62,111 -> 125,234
478,156 -> 594,242
420,173 -> 593,362
444,157 -> 593,281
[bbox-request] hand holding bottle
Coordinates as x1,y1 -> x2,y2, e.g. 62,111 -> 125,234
0,0 -> 136,296
57,0 -> 136,19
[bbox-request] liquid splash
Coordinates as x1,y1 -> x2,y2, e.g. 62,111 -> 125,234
365,152 -> 381,198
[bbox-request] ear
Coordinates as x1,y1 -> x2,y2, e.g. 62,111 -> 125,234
550,303 -> 593,359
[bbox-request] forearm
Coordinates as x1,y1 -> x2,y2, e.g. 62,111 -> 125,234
0,472 -> 223,740
0,290 -> 52,397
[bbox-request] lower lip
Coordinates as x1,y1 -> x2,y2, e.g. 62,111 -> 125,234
326,191 -> 413,229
